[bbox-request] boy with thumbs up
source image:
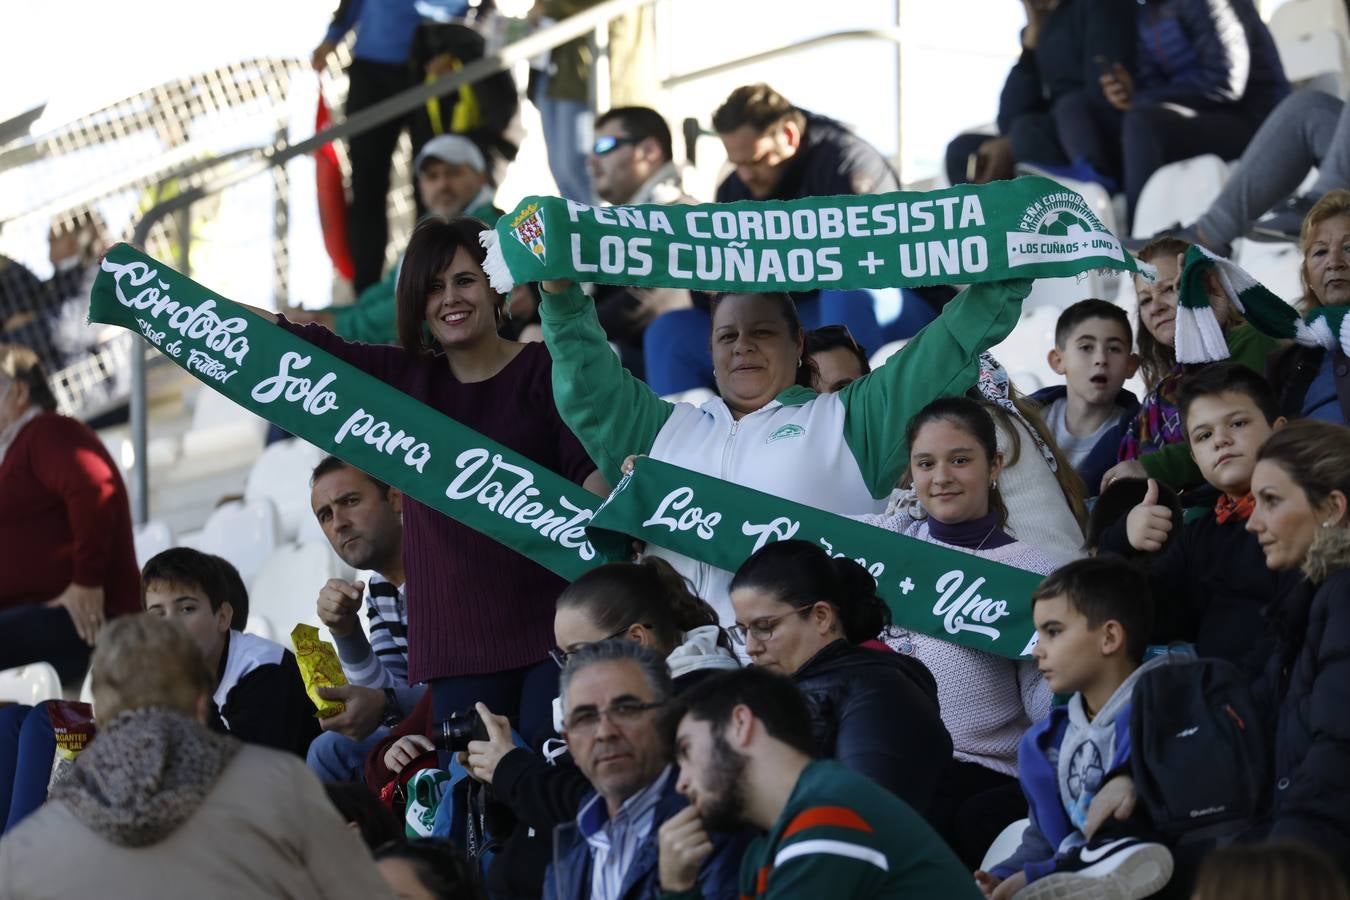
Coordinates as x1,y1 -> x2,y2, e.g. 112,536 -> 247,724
1097,362 -> 1295,669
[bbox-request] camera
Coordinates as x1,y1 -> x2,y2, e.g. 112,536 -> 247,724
435,708 -> 491,753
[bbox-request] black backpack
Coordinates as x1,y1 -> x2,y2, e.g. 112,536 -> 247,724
1130,655 -> 1270,840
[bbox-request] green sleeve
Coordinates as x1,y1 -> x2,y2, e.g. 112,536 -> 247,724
539,284 -> 675,485
1141,325 -> 1281,490
332,268 -> 398,345
837,279 -> 1033,497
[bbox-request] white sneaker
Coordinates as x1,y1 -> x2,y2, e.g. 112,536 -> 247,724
1013,838 -> 1174,900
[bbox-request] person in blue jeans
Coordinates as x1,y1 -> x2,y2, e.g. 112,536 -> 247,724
306,455 -> 426,782
0,702 -> 68,836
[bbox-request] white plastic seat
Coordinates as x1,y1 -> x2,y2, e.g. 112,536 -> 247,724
193,497 -> 280,587
0,663 -> 63,705
980,817 -> 1029,872
869,340 -> 908,369
244,438 -> 329,543
132,519 -> 174,567
1132,155 -> 1230,240
248,540 -> 355,642
1270,0 -> 1350,94
179,386 -> 267,465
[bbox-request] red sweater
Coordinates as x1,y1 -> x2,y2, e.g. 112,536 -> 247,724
0,412 -> 141,618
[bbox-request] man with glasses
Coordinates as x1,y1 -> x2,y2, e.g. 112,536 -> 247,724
545,640 -> 746,900
585,106 -> 698,386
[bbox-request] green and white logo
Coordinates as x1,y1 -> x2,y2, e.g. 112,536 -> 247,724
1006,190 -> 1122,268
767,424 -> 805,444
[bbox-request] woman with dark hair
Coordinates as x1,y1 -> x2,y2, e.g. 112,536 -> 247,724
727,539 -> 952,817
856,396 -> 1056,865
264,216 -> 606,751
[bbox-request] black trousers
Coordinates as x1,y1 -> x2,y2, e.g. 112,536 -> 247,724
944,112 -> 1068,186
345,58 -> 415,294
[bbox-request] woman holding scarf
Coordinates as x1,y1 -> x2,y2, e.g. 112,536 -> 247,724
268,216 -> 606,751
538,274 -> 1033,625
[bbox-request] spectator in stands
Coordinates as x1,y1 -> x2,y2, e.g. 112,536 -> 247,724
1245,420 -> 1350,869
668,667 -> 980,899
803,325 -> 870,394
1128,94 -> 1350,253
527,0 -> 598,203
539,272 -> 1033,625
643,83 -> 922,396
1191,841 -> 1350,900
586,105 -> 697,382
1099,238 -> 1280,493
376,838 -> 487,900
945,0 -> 1135,187
142,548 -> 319,757
1267,190 -> 1350,424
284,134 -> 503,346
544,641 -> 746,900
980,557 -> 1172,900
1054,0 -> 1288,227
305,456 -> 424,783
1031,299 -> 1141,497
856,397 -> 1055,866
727,540 -> 952,815
1097,364 -> 1295,667
0,344 -> 139,684
324,781 -> 402,851
0,614 -> 395,899
262,217 -> 604,755
1084,476 -> 1182,555
312,0 -> 471,294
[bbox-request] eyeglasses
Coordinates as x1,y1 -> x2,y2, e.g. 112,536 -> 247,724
729,606 -> 813,645
807,324 -> 863,353
548,623 -> 650,668
563,699 -> 666,736
591,135 -> 642,157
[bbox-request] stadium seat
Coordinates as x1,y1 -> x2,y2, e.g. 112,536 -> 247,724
192,497 -> 281,587
869,340 -> 907,369
1131,155 -> 1230,241
244,438 -> 329,543
177,386 -> 267,472
133,519 -> 174,567
979,817 -> 1029,872
248,541 -> 355,643
0,663 -> 63,705
1270,0 -> 1350,95
1233,238 -> 1305,301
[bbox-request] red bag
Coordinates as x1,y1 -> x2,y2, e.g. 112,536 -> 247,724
315,78 -> 355,280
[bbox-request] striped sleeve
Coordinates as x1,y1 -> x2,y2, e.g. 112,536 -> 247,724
756,806 -> 888,898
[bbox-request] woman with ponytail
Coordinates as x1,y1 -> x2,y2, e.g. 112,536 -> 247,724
727,540 -> 952,817
857,395 -> 1057,866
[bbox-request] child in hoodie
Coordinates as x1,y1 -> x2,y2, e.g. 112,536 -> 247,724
976,556 -> 1173,900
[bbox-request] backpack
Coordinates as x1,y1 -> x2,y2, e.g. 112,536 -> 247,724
1130,655 -> 1270,839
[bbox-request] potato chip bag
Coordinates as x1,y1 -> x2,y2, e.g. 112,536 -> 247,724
291,624 -> 347,718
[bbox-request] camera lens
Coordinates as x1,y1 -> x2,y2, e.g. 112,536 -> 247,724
434,709 -> 492,753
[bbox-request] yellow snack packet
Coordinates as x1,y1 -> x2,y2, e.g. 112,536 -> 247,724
291,624 -> 348,718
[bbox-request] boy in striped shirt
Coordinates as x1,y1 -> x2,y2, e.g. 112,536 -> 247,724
659,668 -> 979,899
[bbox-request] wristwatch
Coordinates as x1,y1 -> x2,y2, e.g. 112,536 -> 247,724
381,688 -> 402,727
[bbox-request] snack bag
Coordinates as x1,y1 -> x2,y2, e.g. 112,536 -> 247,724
47,700 -> 96,792
291,624 -> 347,718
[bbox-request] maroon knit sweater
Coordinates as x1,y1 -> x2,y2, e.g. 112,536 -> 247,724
279,321 -> 596,681
0,412 -> 141,619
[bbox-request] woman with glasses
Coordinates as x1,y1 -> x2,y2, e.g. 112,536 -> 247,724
540,273 -> 1033,626
727,539 -> 952,818
856,395 -> 1056,867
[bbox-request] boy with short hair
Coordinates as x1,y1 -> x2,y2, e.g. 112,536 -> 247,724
977,557 -> 1172,900
1032,299 -> 1141,496
141,547 -> 319,757
1096,362 -> 1296,667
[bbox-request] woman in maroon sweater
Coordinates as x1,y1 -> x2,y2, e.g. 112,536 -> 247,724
0,344 -> 140,684
273,217 -> 603,749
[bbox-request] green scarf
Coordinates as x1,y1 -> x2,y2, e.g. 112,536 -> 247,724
479,176 -> 1140,292
1175,244 -> 1350,363
90,244 -> 1046,658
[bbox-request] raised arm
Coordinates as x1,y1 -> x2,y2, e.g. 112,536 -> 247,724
837,278 -> 1033,497
539,281 -> 676,486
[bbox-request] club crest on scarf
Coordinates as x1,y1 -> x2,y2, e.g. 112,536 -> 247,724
1006,190 -> 1124,267
510,202 -> 548,265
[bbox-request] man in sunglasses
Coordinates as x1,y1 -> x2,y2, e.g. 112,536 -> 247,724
545,640 -> 746,900
586,106 -> 699,385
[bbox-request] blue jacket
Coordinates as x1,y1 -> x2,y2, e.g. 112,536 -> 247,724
543,773 -> 748,900
1133,0 -> 1288,118
990,703 -> 1134,883
1029,385 -> 1139,497
323,0 -> 469,65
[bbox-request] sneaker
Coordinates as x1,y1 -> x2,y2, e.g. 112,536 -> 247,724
1249,194 -> 1319,243
1014,837 -> 1174,900
1122,224 -> 1231,259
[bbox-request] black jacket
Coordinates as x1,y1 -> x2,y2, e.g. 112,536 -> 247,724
1253,529 -> 1350,872
1266,344 -> 1350,426
1099,508 -> 1293,671
715,111 -> 898,204
792,640 -> 952,815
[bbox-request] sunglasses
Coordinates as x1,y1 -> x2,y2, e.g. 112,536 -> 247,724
592,135 -> 643,157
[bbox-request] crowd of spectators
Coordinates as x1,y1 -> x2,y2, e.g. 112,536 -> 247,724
4,0 -> 1350,897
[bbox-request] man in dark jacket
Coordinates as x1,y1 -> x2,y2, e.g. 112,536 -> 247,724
544,641 -> 746,900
